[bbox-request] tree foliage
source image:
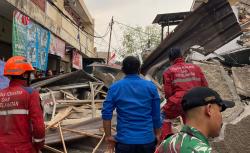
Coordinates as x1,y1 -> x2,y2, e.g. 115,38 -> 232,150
118,25 -> 161,58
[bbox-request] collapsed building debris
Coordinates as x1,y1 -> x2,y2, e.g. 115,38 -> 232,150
31,70 -> 116,153
180,60 -> 250,153
142,0 -> 242,75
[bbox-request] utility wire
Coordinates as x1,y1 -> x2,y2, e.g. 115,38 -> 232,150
48,1 -> 110,39
114,20 -> 159,38
84,24 -> 111,38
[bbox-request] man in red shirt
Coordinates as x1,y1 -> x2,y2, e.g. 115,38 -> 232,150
161,48 -> 208,140
0,56 -> 45,153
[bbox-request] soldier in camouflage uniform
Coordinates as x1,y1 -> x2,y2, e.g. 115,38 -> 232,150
155,87 -> 235,153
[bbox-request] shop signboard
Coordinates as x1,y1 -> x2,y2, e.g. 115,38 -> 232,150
72,50 -> 83,70
50,34 -> 66,59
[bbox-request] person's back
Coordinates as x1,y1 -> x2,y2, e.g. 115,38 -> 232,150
163,58 -> 208,98
161,48 -> 208,141
102,56 -> 161,153
108,74 -> 159,144
0,56 -> 45,153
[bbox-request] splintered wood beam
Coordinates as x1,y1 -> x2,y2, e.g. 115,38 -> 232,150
61,127 -> 102,139
92,133 -> 105,153
44,145 -> 64,153
89,82 -> 96,118
58,123 -> 68,153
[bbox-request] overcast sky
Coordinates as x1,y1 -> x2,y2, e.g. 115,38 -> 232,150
84,0 -> 193,52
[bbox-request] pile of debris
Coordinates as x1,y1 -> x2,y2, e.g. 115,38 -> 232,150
236,0 -> 250,47
191,60 -> 250,153
31,70 -> 116,153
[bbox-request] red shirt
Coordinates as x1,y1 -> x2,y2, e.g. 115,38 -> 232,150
0,79 -> 45,148
163,58 -> 208,104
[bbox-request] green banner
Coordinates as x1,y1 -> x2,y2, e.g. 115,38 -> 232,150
12,10 -> 50,71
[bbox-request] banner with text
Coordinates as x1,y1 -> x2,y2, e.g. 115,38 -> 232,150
12,10 -> 50,71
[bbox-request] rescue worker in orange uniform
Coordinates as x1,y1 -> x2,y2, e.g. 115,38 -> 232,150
0,56 -> 45,153
161,48 -> 208,140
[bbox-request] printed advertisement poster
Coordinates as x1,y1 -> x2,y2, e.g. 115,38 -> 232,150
13,10 -> 50,71
72,50 -> 83,70
50,34 -> 66,59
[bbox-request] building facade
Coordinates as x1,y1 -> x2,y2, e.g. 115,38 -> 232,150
0,0 -> 96,75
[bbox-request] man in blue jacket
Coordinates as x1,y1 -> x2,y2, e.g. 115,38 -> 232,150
102,56 -> 161,153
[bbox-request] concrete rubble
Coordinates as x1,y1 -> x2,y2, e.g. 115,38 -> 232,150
38,60 -> 250,153
193,61 -> 250,153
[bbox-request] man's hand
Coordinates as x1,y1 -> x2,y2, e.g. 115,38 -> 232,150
105,136 -> 117,153
154,128 -> 162,146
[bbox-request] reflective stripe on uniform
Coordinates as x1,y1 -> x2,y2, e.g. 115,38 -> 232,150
173,77 -> 201,83
0,109 -> 29,115
33,137 -> 45,143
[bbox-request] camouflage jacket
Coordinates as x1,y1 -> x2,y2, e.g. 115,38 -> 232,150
155,125 -> 212,153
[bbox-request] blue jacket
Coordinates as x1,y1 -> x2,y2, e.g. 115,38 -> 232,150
102,74 -> 161,144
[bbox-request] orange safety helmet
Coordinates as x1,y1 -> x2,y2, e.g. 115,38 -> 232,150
4,56 -> 35,76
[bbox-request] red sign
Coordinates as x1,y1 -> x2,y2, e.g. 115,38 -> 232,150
50,34 -> 66,58
31,0 -> 46,12
72,50 -> 83,70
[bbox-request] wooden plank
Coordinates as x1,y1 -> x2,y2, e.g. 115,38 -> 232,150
44,145 -> 64,153
50,90 -> 57,119
46,107 -> 73,130
92,133 -> 105,153
58,123 -> 68,153
49,83 -> 90,91
57,99 -> 104,103
60,90 -> 78,100
61,127 -> 102,139
94,84 -> 105,96
94,90 -> 107,95
89,82 -> 96,118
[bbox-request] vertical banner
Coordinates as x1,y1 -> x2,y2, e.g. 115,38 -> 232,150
37,24 -> 50,71
50,34 -> 66,59
13,10 -> 50,71
0,60 -> 9,89
72,50 -> 83,70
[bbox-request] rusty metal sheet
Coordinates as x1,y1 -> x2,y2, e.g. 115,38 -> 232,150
142,0 -> 242,74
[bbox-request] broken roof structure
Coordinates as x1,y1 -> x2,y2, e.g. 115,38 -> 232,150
141,0 -> 242,75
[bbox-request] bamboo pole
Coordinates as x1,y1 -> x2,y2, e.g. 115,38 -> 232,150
56,99 -> 104,103
92,133 -> 105,153
58,123 -> 68,153
44,145 -> 64,153
61,127 -> 102,139
60,90 -> 78,100
50,90 -> 57,119
94,84 -> 105,96
89,82 -> 96,118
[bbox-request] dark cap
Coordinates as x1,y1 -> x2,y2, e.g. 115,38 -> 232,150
182,87 -> 235,112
